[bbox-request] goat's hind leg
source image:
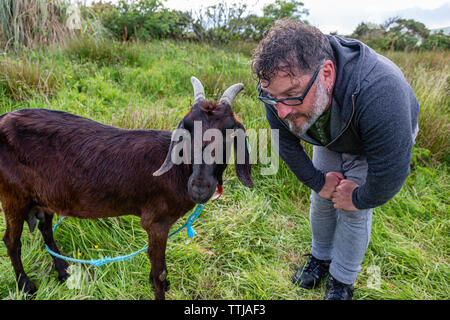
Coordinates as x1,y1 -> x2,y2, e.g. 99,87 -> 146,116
37,210 -> 69,282
2,200 -> 37,295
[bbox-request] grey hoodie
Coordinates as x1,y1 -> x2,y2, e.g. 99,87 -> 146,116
263,36 -> 420,209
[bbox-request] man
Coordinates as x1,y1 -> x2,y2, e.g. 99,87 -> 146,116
252,20 -> 419,300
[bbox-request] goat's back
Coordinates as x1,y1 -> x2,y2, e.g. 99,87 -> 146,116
0,108 -> 193,218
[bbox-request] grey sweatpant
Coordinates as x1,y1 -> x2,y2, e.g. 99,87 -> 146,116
310,146 -> 373,285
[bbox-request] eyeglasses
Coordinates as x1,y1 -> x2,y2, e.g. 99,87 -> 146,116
257,65 -> 321,106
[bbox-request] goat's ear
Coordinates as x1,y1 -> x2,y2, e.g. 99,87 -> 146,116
153,119 -> 189,176
232,122 -> 254,188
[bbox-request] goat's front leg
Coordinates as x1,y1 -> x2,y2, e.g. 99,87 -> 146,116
141,217 -> 171,300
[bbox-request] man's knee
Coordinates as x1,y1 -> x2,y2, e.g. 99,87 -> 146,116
310,191 -> 337,217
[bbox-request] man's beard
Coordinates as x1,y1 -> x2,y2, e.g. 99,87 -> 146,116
287,80 -> 329,136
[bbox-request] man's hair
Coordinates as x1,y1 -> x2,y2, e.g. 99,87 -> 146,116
252,19 -> 336,84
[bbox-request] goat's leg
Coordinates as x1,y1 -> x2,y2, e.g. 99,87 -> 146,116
141,218 -> 171,300
37,211 -> 69,282
2,203 -> 37,295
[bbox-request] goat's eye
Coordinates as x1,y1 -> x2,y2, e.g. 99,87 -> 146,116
183,117 -> 194,131
222,118 -> 236,131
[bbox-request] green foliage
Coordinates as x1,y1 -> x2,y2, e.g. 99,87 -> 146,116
188,0 -> 309,43
99,0 -> 190,41
351,17 -> 450,51
263,0 -> 309,20
421,30 -> 450,51
392,18 -> 430,39
191,2 -> 249,43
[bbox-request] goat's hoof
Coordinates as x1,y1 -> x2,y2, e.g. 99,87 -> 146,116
149,275 -> 170,292
19,277 -> 37,297
163,279 -> 170,292
55,260 -> 70,283
58,271 -> 70,283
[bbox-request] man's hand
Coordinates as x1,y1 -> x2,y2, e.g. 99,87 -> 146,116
318,172 -> 345,200
331,179 -> 359,211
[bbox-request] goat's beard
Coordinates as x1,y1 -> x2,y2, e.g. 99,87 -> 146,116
287,79 -> 329,136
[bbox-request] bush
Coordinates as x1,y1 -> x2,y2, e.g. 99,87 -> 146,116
421,31 -> 450,51
99,0 -> 190,41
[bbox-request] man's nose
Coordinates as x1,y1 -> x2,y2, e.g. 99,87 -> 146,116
276,103 -> 293,119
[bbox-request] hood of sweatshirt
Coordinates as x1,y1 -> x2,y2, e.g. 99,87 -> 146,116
327,35 -> 379,126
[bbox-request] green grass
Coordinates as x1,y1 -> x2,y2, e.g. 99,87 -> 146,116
0,39 -> 448,300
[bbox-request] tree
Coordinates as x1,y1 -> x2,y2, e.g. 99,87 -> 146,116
238,0 -> 309,41
190,0 -> 309,43
350,17 -> 449,51
263,0 -> 309,21
390,18 -> 429,39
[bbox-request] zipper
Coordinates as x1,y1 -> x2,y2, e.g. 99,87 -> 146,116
324,94 -> 357,148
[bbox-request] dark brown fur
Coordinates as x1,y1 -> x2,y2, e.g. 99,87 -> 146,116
0,108 -> 196,300
0,97 -> 253,300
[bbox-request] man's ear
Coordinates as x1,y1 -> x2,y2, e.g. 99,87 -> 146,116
321,59 -> 335,90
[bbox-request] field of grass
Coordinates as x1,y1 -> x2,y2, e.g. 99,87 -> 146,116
0,38 -> 448,300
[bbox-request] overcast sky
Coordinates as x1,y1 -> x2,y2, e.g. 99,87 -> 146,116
161,0 -> 450,34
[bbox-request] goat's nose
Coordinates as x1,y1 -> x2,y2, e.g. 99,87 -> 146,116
276,103 -> 292,119
189,178 -> 216,204
192,180 -> 212,192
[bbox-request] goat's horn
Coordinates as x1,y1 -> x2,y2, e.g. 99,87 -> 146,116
219,83 -> 244,106
190,76 -> 205,103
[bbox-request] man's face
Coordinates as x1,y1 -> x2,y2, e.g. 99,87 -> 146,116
261,67 -> 331,136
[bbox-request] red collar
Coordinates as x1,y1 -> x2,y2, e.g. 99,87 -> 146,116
211,184 -> 223,201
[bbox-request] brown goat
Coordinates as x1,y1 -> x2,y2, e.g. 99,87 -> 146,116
0,77 -> 253,300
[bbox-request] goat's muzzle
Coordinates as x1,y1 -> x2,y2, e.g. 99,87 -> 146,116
187,165 -> 218,204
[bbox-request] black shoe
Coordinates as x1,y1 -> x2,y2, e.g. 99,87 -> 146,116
292,254 -> 331,289
324,275 -> 354,300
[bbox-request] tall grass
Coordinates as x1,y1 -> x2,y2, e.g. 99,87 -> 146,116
0,39 -> 448,300
64,36 -> 146,67
384,50 -> 450,162
0,58 -> 59,101
0,0 -> 71,51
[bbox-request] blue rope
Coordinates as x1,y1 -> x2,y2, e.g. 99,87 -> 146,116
45,116 -> 266,268
245,116 -> 265,127
46,204 -> 204,268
